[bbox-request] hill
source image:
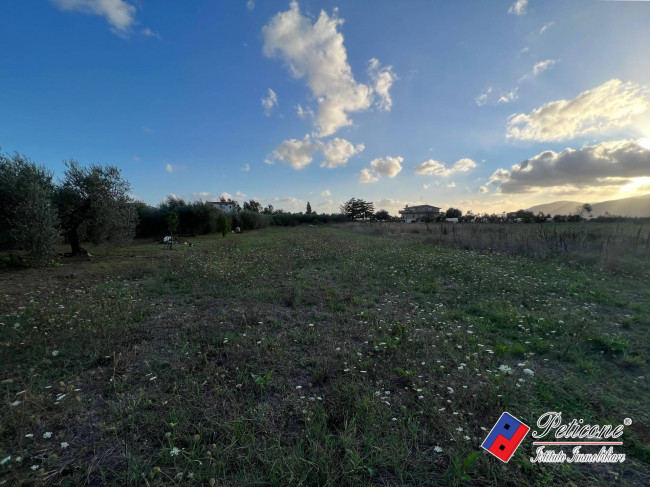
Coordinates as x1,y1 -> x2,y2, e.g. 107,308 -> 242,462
527,193 -> 650,217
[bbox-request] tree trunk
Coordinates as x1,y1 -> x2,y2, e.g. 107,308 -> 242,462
66,228 -> 87,255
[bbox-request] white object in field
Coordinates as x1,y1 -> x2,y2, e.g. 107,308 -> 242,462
163,236 -> 172,243
445,218 -> 459,223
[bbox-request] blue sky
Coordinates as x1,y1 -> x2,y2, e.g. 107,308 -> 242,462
2,0 -> 650,215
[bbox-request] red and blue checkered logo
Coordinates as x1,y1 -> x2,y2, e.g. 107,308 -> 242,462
481,412 -> 530,462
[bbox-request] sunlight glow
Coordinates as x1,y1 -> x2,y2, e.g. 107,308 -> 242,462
637,138 -> 650,151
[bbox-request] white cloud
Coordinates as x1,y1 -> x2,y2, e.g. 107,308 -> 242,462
247,0 -> 255,11
485,139 -> 650,193
359,168 -> 379,184
482,59 -> 557,106
415,159 -> 451,176
296,104 -> 314,121
263,1 -> 394,136
374,197 -> 416,216
266,196 -> 306,213
506,79 -> 650,141
476,87 -> 493,107
262,88 -> 278,116
133,155 -> 141,162
267,135 -> 321,169
518,59 -> 559,82
479,86 -> 518,106
532,59 -> 557,76
51,0 -> 137,35
498,88 -> 518,104
508,0 -> 528,16
371,156 -> 404,177
447,182 -> 456,188
359,156 -> 403,183
320,138 -> 364,168
368,58 -> 398,111
414,158 -> 476,176
142,27 -> 160,39
453,158 -> 477,172
316,199 -> 337,213
539,21 -> 555,34
200,191 -> 247,202
242,164 -> 250,172
165,163 -> 182,173
321,189 -> 331,196
268,135 -> 363,169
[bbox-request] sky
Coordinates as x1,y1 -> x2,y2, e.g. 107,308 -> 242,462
2,0 -> 650,216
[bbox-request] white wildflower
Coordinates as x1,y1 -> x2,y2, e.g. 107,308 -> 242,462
498,364 -> 512,374
170,447 -> 180,456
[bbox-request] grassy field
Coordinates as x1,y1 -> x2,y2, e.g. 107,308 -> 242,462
1,225 -> 649,486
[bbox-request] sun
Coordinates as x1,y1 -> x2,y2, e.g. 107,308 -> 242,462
637,138 -> 650,151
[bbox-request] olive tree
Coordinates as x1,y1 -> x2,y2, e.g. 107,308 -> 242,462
0,152 -> 61,264
54,160 -> 137,255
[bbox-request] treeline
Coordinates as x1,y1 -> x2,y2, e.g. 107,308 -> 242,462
134,198 -> 347,238
0,150 -> 349,265
1,152 -> 137,265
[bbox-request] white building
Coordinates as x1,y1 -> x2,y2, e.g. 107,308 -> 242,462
209,200 -> 237,213
399,204 -> 442,223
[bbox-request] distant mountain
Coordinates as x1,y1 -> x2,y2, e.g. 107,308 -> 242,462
527,194 -> 650,217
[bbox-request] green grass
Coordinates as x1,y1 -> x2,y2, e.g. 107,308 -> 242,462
0,226 -> 648,486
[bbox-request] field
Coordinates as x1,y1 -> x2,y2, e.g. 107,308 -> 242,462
1,224 -> 649,486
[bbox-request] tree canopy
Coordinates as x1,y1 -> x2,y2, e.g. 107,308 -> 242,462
0,152 -> 61,264
340,198 -> 374,220
54,160 -> 137,255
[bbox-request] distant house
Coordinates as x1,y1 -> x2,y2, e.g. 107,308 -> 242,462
445,218 -> 459,223
209,200 -> 237,213
399,204 -> 442,223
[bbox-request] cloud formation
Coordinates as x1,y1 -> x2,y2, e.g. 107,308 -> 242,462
518,59 -> 559,83
359,156 -> 403,183
320,138 -> 364,168
262,1 -> 395,137
476,87 -> 493,107
414,158 -> 477,176
485,139 -> 650,193
142,27 -> 160,39
359,168 -> 379,183
506,79 -> 650,141
262,88 -> 278,116
267,135 -> 363,169
267,135 -> 321,169
51,0 -> 137,35
508,0 -> 528,16
539,21 -> 554,34
368,58 -> 398,111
